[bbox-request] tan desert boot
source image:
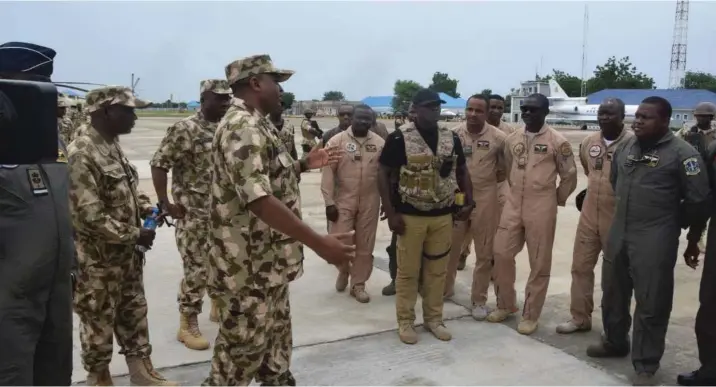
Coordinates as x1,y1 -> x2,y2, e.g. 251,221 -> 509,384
126,357 -> 178,386
86,367 -> 114,386
177,313 -> 210,350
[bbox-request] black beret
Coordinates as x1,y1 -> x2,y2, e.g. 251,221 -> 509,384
0,42 -> 56,78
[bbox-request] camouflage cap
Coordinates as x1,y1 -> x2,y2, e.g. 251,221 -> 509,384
57,97 -> 70,108
225,54 -> 294,86
85,86 -> 151,113
200,79 -> 232,95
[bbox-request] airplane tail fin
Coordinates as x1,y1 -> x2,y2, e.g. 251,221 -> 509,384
548,79 -> 570,99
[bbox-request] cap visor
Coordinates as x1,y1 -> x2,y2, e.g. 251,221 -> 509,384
269,69 -> 295,83
127,98 -> 152,109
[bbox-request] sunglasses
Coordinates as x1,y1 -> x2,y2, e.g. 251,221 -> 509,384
520,106 -> 541,113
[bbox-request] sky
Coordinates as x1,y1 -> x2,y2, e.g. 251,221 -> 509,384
3,0 -> 716,103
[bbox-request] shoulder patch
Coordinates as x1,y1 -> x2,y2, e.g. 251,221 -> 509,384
683,157 -> 701,176
560,142 -> 573,157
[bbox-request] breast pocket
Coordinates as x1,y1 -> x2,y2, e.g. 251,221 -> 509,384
101,164 -> 132,211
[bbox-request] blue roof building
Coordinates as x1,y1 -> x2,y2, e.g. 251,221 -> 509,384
361,92 -> 467,113
587,89 -> 716,111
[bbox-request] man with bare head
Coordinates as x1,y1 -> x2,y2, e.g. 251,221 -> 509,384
557,98 -> 633,335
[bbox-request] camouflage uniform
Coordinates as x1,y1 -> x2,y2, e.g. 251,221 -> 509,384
57,97 -> 74,145
69,86 -> 176,386
275,118 -> 298,159
300,111 -> 318,151
149,79 -> 232,350
204,54 -> 299,386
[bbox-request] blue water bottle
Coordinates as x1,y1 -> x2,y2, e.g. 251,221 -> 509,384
136,207 -> 159,253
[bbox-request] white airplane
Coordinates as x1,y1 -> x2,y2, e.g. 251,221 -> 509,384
546,80 -> 638,123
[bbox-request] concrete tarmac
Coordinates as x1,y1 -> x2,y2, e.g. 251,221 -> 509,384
71,116 -> 703,385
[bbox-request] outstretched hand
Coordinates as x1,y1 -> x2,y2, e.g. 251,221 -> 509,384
305,145 -> 343,170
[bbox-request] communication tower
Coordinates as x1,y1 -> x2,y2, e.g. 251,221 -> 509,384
580,5 -> 589,97
669,0 -> 689,89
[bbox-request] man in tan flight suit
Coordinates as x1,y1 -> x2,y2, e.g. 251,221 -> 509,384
456,94 -> 515,271
150,79 -> 232,350
444,94 -> 507,321
556,98 -> 634,334
487,93 -> 578,335
322,104 -> 385,303
487,94 -> 516,214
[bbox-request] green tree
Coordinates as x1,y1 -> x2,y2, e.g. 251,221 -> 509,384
392,80 -> 423,112
428,72 -> 460,98
479,88 -> 492,97
322,91 -> 345,101
281,92 -> 295,109
586,56 -> 655,94
684,71 -> 716,93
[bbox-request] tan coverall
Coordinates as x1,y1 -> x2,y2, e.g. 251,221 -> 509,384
445,123 -> 506,304
321,128 -> 385,291
496,121 -> 516,211
569,128 -> 633,326
461,121 -> 515,259
493,125 -> 578,322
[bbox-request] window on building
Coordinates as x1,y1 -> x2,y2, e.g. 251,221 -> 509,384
676,114 -> 681,120
684,114 -> 689,121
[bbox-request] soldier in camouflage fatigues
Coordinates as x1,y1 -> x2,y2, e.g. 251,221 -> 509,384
57,97 -> 74,145
269,112 -> 298,160
204,54 -> 352,386
150,79 -> 232,351
300,108 -> 321,154
69,86 -> 176,386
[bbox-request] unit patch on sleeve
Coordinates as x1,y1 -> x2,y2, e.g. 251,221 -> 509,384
683,157 -> 701,176
588,145 -> 602,158
513,143 -> 525,156
560,142 -> 573,157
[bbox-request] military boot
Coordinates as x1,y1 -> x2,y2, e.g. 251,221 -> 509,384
177,313 -> 210,350
209,299 -> 220,323
350,284 -> 370,303
425,322 -> 452,341
457,253 -> 467,271
486,307 -> 518,323
335,271 -> 349,292
398,322 -> 418,345
126,357 -> 178,386
86,367 -> 114,386
382,280 -> 396,296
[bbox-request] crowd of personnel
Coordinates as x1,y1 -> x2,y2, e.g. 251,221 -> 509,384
1,40 -> 716,387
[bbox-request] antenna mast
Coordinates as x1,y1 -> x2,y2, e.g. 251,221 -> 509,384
131,73 -> 141,95
668,0 -> 689,89
580,5 -> 589,97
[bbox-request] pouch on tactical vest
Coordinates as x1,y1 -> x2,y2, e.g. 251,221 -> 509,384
684,126 -> 708,154
0,80 -> 58,164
